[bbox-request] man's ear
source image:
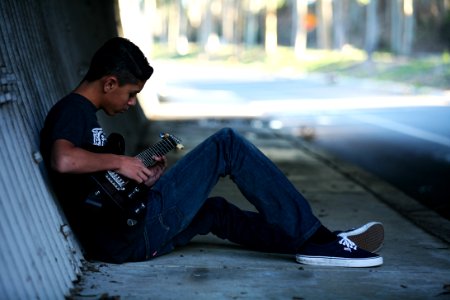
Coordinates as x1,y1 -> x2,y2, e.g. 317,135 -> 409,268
103,76 -> 119,93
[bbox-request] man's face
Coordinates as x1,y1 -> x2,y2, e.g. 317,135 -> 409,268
102,78 -> 146,116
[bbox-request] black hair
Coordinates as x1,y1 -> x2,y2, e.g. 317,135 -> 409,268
83,37 -> 153,85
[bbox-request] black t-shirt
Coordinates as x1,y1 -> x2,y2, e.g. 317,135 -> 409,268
40,93 -> 105,207
40,93 -> 144,263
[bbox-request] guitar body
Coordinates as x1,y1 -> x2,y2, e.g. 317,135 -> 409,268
87,171 -> 147,226
85,132 -> 183,226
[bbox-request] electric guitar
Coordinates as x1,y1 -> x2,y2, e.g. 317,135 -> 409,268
85,132 -> 183,226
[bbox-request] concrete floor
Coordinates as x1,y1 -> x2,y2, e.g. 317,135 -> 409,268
72,121 -> 450,300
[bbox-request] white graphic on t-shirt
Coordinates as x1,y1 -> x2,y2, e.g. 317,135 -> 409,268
92,128 -> 106,146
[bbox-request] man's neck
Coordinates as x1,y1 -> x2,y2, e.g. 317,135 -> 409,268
73,80 -> 102,109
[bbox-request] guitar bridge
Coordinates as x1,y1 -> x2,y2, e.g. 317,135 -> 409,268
106,170 -> 126,190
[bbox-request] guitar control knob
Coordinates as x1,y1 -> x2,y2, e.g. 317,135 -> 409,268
128,186 -> 141,198
127,219 -> 138,226
134,202 -> 146,214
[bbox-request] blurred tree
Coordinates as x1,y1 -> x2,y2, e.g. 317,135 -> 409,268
365,0 -> 379,60
390,0 -> 402,54
199,0 -> 213,52
167,0 -> 180,52
265,0 -> 278,54
440,12 -> 450,49
175,0 -> 189,55
316,0 -> 333,49
126,0 -> 450,58
333,0 -> 347,50
391,0 -> 415,55
221,0 -> 235,45
402,0 -> 415,55
291,0 -> 308,58
245,0 -> 260,46
223,0 -> 245,49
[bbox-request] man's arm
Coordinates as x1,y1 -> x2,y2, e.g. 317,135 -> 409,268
51,139 -> 153,184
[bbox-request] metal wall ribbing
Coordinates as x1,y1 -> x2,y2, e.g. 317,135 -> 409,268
0,0 -> 120,298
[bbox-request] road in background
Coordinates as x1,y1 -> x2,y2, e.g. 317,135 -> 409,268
146,61 -> 450,219
273,107 -> 450,220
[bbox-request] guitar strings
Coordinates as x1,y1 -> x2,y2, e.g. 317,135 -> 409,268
136,138 -> 176,167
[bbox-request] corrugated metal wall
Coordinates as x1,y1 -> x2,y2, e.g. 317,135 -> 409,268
0,0 -> 124,298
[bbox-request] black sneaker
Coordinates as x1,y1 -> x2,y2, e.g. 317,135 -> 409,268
296,236 -> 383,267
336,222 -> 384,253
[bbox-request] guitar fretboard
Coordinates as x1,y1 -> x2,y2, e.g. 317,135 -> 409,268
135,138 -> 178,167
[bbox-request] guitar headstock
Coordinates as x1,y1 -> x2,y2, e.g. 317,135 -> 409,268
160,132 -> 184,150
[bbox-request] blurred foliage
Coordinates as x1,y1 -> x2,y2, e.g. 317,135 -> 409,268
152,43 -> 450,89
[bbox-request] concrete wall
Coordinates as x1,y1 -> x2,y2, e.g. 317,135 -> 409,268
0,0 -> 146,298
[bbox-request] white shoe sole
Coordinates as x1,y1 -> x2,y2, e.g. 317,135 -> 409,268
338,222 -> 384,253
296,254 -> 383,268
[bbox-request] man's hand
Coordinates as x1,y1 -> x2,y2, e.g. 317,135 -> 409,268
143,156 -> 167,187
115,156 -> 166,185
114,156 -> 153,184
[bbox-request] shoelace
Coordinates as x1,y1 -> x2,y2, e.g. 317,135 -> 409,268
339,236 -> 358,252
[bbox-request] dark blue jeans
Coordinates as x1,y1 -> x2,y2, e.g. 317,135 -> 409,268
132,128 -> 321,260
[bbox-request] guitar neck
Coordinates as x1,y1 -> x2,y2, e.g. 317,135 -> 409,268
135,138 -> 177,167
